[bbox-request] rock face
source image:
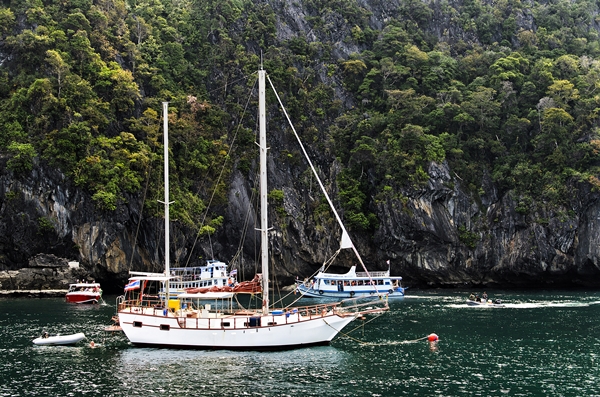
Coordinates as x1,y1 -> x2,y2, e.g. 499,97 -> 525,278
3,146 -> 600,292
372,162 -> 600,287
0,158 -> 211,293
0,253 -> 89,291
2,0 -> 600,291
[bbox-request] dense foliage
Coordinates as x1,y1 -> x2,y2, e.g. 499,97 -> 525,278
1,0 -> 600,237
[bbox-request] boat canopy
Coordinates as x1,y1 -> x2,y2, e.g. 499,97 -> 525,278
128,271 -> 172,282
316,265 -> 398,279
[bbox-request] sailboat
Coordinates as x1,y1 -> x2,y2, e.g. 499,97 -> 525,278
117,69 -> 388,350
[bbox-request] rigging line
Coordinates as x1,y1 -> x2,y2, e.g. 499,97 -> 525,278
322,248 -> 341,271
205,71 -> 258,97
342,311 -> 385,336
229,164 -> 260,268
280,249 -> 343,307
281,260 -> 352,307
183,74 -> 259,268
233,294 -> 248,311
128,152 -> 153,271
126,109 -> 162,272
272,282 -> 302,307
227,155 -> 261,284
277,261 -> 338,306
295,248 -> 341,300
322,315 -> 385,346
265,74 -> 377,285
186,70 -> 258,203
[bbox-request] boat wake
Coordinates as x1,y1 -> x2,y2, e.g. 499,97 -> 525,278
502,301 -> 600,308
450,300 -> 600,309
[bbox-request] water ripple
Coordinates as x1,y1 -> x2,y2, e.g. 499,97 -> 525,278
2,292 -> 600,396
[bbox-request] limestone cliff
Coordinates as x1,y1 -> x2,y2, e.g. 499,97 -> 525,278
2,149 -> 600,292
2,0 -> 600,291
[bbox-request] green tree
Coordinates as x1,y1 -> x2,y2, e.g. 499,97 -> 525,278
7,142 -> 36,174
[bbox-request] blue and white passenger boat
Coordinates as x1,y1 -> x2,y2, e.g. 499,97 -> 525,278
296,265 -> 405,299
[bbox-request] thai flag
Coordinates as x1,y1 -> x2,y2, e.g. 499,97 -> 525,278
229,269 -> 237,277
124,280 -> 140,291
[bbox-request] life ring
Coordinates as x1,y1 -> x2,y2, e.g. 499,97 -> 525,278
388,289 -> 393,294
349,291 -> 355,297
318,290 -> 324,295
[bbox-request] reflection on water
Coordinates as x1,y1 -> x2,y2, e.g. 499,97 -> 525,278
1,291 -> 600,396
116,347 -> 351,396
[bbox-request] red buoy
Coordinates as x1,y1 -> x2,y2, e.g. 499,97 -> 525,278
427,333 -> 439,342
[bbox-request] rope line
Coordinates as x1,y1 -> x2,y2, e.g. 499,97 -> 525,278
323,315 -> 384,346
323,317 -> 435,346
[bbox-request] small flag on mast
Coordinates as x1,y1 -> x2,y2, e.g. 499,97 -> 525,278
124,280 -> 140,291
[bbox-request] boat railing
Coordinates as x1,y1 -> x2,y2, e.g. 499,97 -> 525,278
119,297 -> 388,330
118,297 -> 164,311
179,299 -> 388,330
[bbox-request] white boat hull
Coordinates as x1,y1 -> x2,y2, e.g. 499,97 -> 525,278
297,285 -> 404,299
118,309 -> 356,350
33,332 -> 86,346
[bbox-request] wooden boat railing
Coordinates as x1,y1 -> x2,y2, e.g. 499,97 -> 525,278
117,295 -> 388,330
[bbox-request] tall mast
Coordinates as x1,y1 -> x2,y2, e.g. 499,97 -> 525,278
259,69 -> 269,313
163,102 -> 170,301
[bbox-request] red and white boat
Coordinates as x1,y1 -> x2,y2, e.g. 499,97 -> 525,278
65,282 -> 102,304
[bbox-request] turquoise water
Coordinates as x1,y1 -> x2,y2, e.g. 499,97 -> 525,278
1,290 -> 599,396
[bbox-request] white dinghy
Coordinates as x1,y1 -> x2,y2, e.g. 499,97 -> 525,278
32,332 -> 86,346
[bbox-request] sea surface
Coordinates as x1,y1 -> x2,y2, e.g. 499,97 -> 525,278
1,290 -> 599,396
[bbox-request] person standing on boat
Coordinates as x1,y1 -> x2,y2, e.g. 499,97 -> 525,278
482,291 -> 488,301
